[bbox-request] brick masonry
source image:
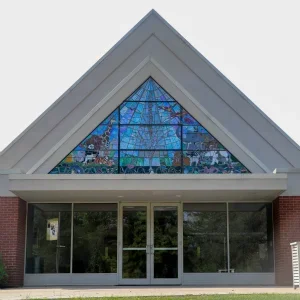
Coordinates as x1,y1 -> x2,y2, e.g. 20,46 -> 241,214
273,196 -> 300,286
0,197 -> 26,287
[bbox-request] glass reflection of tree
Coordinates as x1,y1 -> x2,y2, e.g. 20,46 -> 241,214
229,206 -> 271,272
73,211 -> 117,273
122,210 -> 147,278
183,211 -> 227,272
154,209 -> 177,248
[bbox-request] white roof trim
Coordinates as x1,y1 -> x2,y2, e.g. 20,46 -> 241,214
10,173 -> 287,203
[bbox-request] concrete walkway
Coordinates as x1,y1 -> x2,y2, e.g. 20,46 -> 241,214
0,286 -> 300,300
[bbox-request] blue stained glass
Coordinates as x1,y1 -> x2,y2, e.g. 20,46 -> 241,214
182,111 -> 200,126
182,126 -> 224,150
120,125 -> 181,150
50,77 -> 249,174
120,102 -> 181,124
126,78 -> 174,102
76,125 -> 118,151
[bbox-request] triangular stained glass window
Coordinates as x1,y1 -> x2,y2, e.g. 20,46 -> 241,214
50,78 -> 250,174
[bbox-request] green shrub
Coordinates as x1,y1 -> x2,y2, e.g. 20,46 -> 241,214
0,254 -> 8,287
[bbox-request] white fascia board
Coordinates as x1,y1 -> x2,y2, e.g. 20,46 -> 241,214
273,168 -> 300,196
9,173 -> 287,191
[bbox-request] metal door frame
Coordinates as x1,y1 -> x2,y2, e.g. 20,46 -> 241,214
118,202 -> 182,285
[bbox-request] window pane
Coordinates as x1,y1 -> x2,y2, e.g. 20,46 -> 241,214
182,126 -> 224,151
183,151 -> 248,174
120,150 -> 181,174
26,204 -> 71,273
154,250 -> 178,278
122,251 -> 147,278
183,203 -> 227,272
123,206 -> 147,248
120,102 -> 181,125
154,206 -> 178,248
120,125 -> 181,150
229,203 -> 273,272
73,204 -> 117,273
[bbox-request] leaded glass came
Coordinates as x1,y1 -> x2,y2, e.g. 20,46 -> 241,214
50,78 -> 249,174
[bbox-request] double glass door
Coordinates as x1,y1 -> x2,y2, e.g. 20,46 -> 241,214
119,203 -> 182,285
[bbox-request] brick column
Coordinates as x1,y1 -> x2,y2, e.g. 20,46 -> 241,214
273,196 -> 300,285
0,197 -> 26,287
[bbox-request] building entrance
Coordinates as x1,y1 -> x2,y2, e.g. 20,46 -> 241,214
118,203 -> 182,285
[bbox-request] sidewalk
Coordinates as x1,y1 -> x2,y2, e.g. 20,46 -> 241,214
0,286 -> 300,300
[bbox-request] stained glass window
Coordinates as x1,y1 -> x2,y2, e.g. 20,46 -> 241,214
50,77 -> 250,174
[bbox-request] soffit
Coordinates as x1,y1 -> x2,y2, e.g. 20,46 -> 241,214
9,173 -> 287,203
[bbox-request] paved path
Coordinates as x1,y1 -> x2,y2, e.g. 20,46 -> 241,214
0,286 -> 300,300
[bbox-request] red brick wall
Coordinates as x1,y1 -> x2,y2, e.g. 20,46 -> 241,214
0,197 -> 26,287
274,196 -> 300,286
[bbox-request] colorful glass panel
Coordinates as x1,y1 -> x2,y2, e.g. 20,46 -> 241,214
120,102 -> 181,124
120,151 -> 181,174
182,126 -> 224,151
120,125 -> 181,150
183,151 -> 249,174
125,78 -> 174,102
50,77 -> 250,174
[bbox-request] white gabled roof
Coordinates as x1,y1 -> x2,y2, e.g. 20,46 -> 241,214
0,9 -> 299,173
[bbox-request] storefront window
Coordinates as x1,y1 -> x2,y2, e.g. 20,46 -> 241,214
229,203 -> 273,272
26,204 -> 71,273
72,204 -> 117,273
26,201 -> 274,276
183,203 -> 227,272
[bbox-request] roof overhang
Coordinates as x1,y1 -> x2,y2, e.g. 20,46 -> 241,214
9,174 -> 287,203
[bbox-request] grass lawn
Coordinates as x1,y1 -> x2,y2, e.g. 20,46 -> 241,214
31,295 -> 300,300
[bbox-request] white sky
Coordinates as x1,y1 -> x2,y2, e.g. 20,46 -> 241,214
0,0 -> 299,152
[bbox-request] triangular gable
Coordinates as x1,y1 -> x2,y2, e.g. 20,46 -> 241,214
0,10 -> 299,174
50,78 -> 249,174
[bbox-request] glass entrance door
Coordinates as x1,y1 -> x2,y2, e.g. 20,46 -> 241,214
119,203 -> 181,285
151,204 -> 181,284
